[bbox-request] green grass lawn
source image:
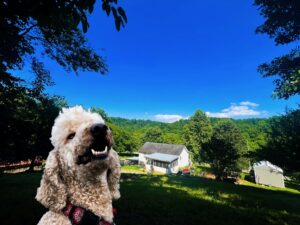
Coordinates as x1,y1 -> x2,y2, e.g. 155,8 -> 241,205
0,172 -> 300,225
121,165 -> 145,173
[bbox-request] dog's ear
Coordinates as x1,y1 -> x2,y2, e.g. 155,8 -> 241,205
36,150 -> 67,212
107,149 -> 121,200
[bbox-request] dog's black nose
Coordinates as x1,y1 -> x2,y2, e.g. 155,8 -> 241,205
90,123 -> 108,136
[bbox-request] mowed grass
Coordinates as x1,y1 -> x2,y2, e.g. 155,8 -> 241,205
121,165 -> 145,174
0,173 -> 300,225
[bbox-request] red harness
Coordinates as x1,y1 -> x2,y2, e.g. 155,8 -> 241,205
63,203 -> 116,225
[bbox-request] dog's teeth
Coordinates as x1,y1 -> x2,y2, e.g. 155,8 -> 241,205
91,147 -> 108,157
91,149 -> 98,156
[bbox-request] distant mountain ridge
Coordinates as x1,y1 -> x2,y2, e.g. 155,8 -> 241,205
109,116 -> 271,152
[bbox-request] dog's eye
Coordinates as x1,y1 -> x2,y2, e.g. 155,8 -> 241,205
67,132 -> 76,140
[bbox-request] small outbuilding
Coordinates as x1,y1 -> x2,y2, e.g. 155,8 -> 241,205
253,161 -> 285,188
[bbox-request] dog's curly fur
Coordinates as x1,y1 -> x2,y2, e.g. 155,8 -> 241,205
36,106 -> 121,225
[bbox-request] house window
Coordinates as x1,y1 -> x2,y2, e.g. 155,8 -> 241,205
147,158 -> 153,165
152,160 -> 169,168
171,160 -> 178,168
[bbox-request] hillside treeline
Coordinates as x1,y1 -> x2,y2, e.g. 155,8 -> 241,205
1,75 -> 299,175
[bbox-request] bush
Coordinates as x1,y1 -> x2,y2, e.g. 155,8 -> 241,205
290,172 -> 300,182
244,170 -> 255,182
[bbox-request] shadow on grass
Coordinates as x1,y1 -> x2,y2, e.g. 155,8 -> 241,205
286,180 -> 300,191
1,173 -> 300,225
117,174 -> 300,225
0,172 -> 46,225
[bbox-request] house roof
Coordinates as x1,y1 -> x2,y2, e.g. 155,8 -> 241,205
127,157 -> 139,161
253,160 -> 283,173
139,142 -> 186,155
145,153 -> 178,163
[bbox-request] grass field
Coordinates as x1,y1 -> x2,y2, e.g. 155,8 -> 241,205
0,172 -> 300,225
121,165 -> 145,174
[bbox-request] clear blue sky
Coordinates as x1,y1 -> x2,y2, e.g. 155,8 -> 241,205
22,0 -> 299,122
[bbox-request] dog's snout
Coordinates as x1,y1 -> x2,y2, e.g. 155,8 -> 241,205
90,123 -> 108,136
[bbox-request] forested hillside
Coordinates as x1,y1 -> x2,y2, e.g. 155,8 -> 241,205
110,116 -> 270,153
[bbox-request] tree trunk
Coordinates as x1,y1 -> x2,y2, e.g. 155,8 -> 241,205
28,155 -> 36,172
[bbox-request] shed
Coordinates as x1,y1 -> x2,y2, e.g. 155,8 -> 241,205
253,161 -> 285,188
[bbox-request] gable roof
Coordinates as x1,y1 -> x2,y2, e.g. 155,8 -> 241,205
139,142 -> 187,156
253,160 -> 283,173
145,153 -> 178,163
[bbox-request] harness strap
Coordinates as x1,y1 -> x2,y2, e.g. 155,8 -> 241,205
62,203 -> 116,225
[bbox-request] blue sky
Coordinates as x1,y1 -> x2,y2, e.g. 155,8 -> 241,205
21,0 -> 299,122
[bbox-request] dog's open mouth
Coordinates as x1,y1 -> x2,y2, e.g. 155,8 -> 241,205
78,143 -> 110,165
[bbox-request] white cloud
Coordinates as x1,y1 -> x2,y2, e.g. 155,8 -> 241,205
240,101 -> 259,107
206,101 -> 266,118
154,114 -> 187,123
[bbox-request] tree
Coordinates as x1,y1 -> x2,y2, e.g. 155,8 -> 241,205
27,60 -> 68,170
91,107 -> 111,122
142,127 -> 163,144
161,133 -> 184,145
202,120 -> 247,180
0,58 -> 67,168
109,124 -> 138,153
0,0 -> 127,165
183,110 -> 212,161
257,108 -> 300,172
0,73 -> 32,161
0,0 -> 127,77
254,0 -> 300,99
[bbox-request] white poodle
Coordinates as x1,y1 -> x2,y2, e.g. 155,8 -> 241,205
36,106 -> 121,225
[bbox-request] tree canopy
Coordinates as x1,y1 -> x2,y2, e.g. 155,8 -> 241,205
254,0 -> 300,99
0,0 -> 127,76
183,110 -> 212,161
256,108 -> 300,172
142,127 -> 164,144
0,0 -> 127,166
202,120 -> 247,180
0,63 -> 67,164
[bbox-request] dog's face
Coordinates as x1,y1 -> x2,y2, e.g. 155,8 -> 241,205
50,106 -> 113,171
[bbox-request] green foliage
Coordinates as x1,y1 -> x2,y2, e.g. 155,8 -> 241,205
0,0 -> 127,85
110,115 -> 270,158
91,107 -> 111,122
109,123 -> 138,153
0,67 -> 67,162
254,0 -> 300,45
254,0 -> 300,99
110,117 -> 189,135
109,117 -> 186,150
183,110 -> 212,161
233,118 -> 270,153
258,49 -> 300,99
110,117 -> 164,131
0,0 -> 128,163
202,120 -> 247,180
142,127 -> 163,143
257,108 -> 300,172
161,133 -> 184,145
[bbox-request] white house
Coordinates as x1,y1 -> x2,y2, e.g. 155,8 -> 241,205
253,161 -> 285,188
139,142 -> 191,174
